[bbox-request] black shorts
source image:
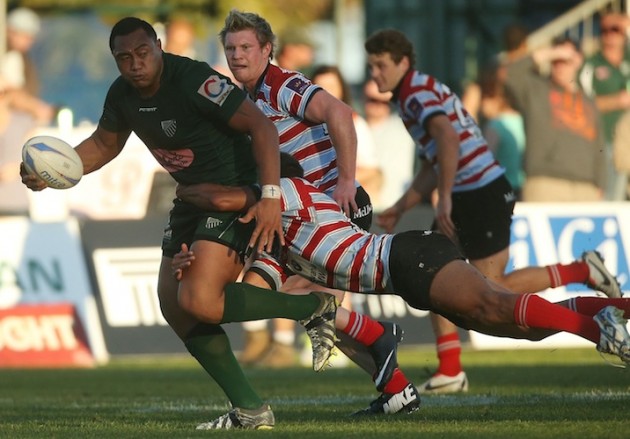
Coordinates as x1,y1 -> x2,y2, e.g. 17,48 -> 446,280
433,175 -> 515,260
388,230 -> 465,310
350,185 -> 373,231
161,199 -> 255,259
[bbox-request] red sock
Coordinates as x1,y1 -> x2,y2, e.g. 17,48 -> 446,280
546,261 -> 589,287
567,297 -> 630,318
514,294 -> 599,343
382,368 -> 409,394
342,311 -> 384,346
436,332 -> 461,376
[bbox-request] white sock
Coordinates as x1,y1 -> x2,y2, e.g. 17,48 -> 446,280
242,320 -> 268,331
273,330 -> 295,346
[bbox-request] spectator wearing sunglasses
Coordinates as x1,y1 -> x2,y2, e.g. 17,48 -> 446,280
506,36 -> 606,202
579,12 -> 630,200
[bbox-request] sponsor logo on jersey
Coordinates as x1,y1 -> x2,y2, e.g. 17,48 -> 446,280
150,148 -> 194,173
198,75 -> 234,106
408,97 -> 422,118
139,107 -> 158,112
286,77 -> 310,95
161,119 -> 177,137
594,65 -> 610,81
286,253 -> 327,284
206,217 -> 223,228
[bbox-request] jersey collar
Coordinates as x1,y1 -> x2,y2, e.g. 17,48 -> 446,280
247,62 -> 272,100
391,68 -> 414,103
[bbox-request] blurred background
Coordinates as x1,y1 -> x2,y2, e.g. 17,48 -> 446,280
0,0 -> 607,124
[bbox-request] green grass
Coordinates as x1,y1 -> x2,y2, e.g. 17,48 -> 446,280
2,347 -> 629,438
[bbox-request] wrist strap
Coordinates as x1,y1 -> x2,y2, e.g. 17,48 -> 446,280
261,184 -> 281,199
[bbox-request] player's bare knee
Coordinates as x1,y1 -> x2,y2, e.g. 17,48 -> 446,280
178,288 -> 223,323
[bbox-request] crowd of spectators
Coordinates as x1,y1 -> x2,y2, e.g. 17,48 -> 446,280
3,7 -> 629,223
468,12 -> 629,203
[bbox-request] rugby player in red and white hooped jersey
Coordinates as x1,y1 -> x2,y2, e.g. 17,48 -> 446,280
365,29 -> 622,395
218,8 -> 405,385
219,9 -> 369,226
173,152 -> 630,415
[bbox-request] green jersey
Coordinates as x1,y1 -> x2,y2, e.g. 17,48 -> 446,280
580,48 -> 630,143
99,53 -> 257,186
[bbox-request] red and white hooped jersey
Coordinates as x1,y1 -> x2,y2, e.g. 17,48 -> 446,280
250,177 -> 393,292
396,69 -> 504,192
253,64 -> 341,194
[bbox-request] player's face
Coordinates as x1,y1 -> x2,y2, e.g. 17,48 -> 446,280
112,28 -> 163,97
367,52 -> 409,93
224,29 -> 272,92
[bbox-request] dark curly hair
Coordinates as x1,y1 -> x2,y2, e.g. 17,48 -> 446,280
365,29 -> 416,67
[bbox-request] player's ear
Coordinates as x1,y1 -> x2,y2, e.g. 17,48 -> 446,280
400,55 -> 410,71
262,41 -> 272,59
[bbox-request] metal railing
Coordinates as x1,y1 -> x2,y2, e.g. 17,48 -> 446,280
526,0 -> 628,53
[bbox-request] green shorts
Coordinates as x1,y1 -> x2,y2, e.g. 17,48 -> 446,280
162,200 -> 255,259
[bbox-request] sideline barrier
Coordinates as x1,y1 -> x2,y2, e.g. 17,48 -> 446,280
0,303 -> 94,367
0,217 -> 107,366
1,202 -> 628,365
470,202 -> 630,349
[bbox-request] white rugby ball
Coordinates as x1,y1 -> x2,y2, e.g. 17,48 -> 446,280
22,135 -> 83,189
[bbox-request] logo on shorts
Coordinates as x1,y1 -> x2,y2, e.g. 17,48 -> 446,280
205,217 -> 223,229
504,191 -> 516,203
163,228 -> 172,241
161,120 -> 177,137
353,204 -> 373,219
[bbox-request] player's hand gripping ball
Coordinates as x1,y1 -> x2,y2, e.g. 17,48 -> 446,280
22,135 -> 83,189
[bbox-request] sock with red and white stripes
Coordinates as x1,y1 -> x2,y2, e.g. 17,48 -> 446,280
436,332 -> 462,377
566,297 -> 630,318
342,311 -> 384,346
514,294 -> 600,343
546,261 -> 589,288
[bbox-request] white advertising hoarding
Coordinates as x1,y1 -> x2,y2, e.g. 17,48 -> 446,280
0,217 -> 108,362
470,202 -> 630,350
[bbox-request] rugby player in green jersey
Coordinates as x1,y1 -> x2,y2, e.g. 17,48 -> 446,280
20,17 -> 340,430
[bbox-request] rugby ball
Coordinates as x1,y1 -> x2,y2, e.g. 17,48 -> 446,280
22,135 -> 83,189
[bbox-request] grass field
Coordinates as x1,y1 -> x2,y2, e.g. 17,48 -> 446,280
2,346 -> 629,438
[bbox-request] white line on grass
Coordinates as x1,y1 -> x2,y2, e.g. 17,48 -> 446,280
123,390 -> 630,414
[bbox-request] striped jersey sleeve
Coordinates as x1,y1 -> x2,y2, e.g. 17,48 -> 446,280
397,70 -> 504,191
254,65 -> 341,194
250,177 -> 393,292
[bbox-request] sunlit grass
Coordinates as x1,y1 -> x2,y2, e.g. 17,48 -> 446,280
1,347 -> 628,438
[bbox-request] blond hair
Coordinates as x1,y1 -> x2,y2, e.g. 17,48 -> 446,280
219,9 -> 276,59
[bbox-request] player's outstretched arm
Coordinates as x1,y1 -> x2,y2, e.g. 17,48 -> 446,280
75,125 -> 131,175
227,98 -> 284,253
304,90 -> 358,216
176,183 -> 256,212
20,125 -> 130,192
